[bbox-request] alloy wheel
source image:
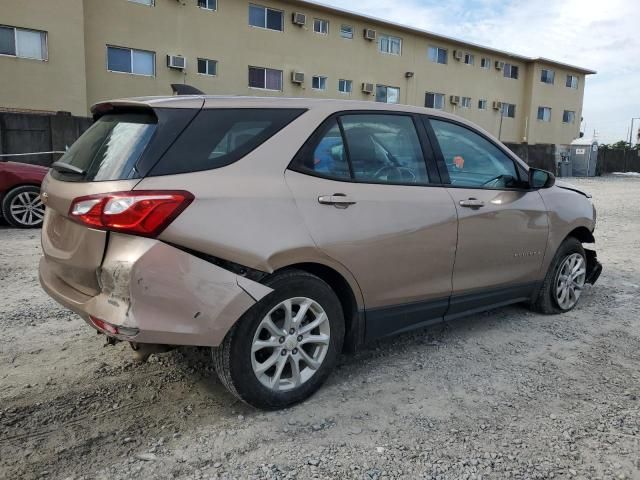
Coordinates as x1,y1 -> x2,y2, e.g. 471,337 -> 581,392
555,253 -> 586,310
9,191 -> 45,227
251,297 -> 330,392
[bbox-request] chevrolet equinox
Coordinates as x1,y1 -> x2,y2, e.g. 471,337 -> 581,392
39,97 -> 602,409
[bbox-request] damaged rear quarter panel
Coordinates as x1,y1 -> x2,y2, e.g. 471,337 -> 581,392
95,233 -> 272,346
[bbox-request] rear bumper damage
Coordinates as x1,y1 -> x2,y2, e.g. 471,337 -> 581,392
39,234 -> 273,346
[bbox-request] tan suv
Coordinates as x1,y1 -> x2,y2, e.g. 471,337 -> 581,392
39,97 -> 601,409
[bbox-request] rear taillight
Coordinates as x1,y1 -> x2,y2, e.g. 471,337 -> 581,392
69,191 -> 194,237
89,316 -> 139,337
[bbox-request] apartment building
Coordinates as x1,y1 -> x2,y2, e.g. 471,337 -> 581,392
0,0 -> 595,145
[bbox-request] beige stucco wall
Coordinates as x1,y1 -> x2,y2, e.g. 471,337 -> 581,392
525,61 -> 585,145
1,0 -> 590,145
0,0 -> 87,115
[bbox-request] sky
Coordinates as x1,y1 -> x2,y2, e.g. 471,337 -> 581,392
319,0 -> 640,144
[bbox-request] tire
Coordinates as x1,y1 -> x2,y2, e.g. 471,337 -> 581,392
530,237 -> 587,314
1,185 -> 45,228
212,270 -> 345,410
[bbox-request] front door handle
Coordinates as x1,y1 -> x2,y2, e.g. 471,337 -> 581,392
318,193 -> 357,208
459,198 -> 485,208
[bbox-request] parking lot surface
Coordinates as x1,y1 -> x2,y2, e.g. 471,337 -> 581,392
1,176 -> 639,480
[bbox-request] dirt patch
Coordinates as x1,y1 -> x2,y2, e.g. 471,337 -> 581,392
1,176 -> 639,480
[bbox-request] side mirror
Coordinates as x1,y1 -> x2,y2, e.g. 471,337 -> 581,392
528,168 -> 556,189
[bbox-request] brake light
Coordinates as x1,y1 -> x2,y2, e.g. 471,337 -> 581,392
69,191 -> 194,237
89,316 -> 139,337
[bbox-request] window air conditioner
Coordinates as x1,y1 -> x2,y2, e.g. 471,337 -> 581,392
167,55 -> 186,70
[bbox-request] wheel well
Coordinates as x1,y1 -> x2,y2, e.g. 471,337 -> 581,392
567,226 -> 595,244
280,262 -> 362,353
2,183 -> 41,202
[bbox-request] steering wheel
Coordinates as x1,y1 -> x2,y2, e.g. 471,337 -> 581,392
374,165 -> 417,182
482,174 -> 512,188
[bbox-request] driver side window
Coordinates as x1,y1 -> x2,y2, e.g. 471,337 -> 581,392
341,114 -> 429,185
429,119 -> 518,189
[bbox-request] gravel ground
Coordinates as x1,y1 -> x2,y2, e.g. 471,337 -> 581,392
1,176 -> 639,480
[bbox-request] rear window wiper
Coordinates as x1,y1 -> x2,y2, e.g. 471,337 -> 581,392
51,161 -> 86,175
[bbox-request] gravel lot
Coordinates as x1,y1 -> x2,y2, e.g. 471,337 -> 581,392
1,176 -> 639,480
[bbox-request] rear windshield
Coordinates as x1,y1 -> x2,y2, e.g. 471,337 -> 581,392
149,108 -> 305,176
51,112 -> 157,182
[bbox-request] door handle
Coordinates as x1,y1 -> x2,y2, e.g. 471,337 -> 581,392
318,193 -> 357,208
459,198 -> 485,208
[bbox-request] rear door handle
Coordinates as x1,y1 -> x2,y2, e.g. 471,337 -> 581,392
459,198 -> 485,208
318,193 -> 357,208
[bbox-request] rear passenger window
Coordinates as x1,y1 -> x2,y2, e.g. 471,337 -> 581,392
341,115 -> 428,184
292,114 -> 429,185
308,120 -> 351,179
150,109 -> 305,176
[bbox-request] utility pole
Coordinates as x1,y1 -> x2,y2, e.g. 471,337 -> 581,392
498,104 -> 505,141
629,117 -> 640,147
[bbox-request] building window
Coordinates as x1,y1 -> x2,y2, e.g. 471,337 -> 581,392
461,97 -> 472,108
0,26 -> 47,60
248,66 -> 283,91
563,110 -> 576,124
501,103 -> 516,118
107,46 -> 155,76
340,25 -> 353,39
379,34 -> 402,55
249,4 -> 284,31
197,58 -> 217,76
478,99 -> 487,110
428,46 -> 447,64
312,75 -> 327,90
566,75 -> 579,89
503,63 -> 519,79
376,85 -> 400,104
463,53 -> 474,66
425,92 -> 445,110
338,79 -> 353,94
197,0 -> 217,10
480,57 -> 490,69
537,106 -> 552,122
129,0 -> 154,5
540,69 -> 555,84
314,18 -> 329,35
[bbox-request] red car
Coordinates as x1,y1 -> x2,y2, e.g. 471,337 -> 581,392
0,160 -> 48,228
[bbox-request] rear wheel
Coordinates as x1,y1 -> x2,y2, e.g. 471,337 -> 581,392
530,237 -> 587,314
212,270 -> 344,410
2,185 -> 45,228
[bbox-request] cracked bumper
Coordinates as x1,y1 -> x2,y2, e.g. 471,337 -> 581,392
39,234 -> 273,346
585,249 -> 602,285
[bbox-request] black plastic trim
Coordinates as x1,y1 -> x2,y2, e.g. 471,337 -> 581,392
362,282 -> 539,344
365,297 -> 449,342
166,243 -> 268,283
445,282 -> 538,320
585,249 -> 602,285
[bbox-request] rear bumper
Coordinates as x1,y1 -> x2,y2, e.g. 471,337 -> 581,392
39,234 -> 273,346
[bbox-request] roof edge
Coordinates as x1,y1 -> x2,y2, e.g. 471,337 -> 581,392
285,0 -> 596,74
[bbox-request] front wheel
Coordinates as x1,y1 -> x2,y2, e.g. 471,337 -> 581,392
212,270 -> 344,410
530,237 -> 587,314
